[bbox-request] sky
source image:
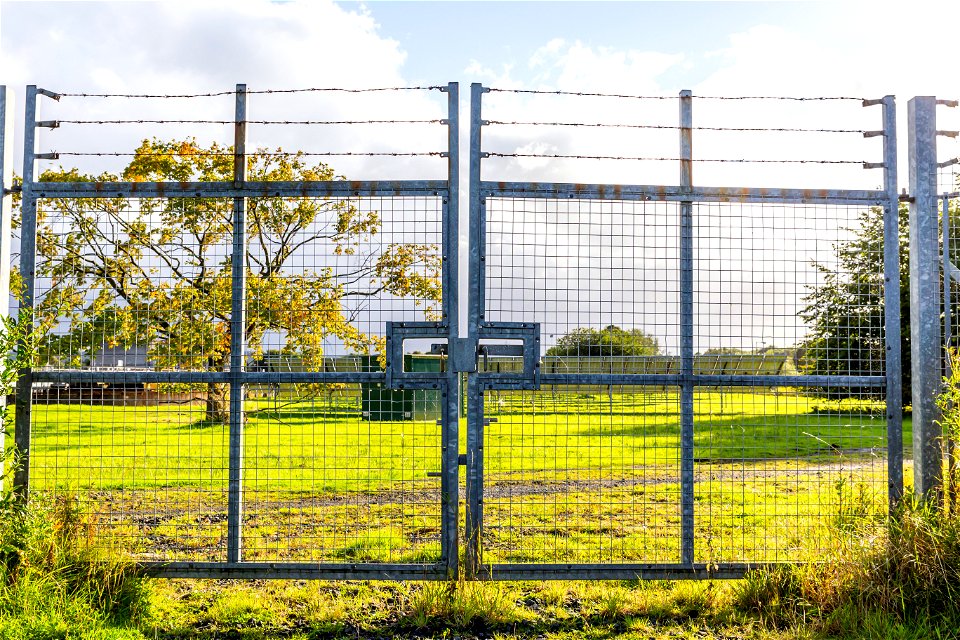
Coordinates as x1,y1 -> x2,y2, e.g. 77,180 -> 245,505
0,0 -> 957,354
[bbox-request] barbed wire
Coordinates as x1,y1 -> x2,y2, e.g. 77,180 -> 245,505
55,119 -> 443,126
487,88 -> 866,101
484,120 -> 867,134
696,95 -> 866,101
487,88 -> 675,100
247,86 -> 444,94
485,152 -> 868,164
57,86 -> 443,98
48,151 -> 445,158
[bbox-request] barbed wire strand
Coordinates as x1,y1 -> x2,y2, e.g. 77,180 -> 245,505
58,86 -> 443,99
48,151 -> 445,158
487,89 -> 675,100
484,120 -> 867,134
485,152 -> 867,164
55,119 -> 443,126
486,88 -> 866,101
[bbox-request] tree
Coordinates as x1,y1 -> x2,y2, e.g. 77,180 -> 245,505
29,138 -> 442,422
545,325 -> 660,357
798,204 -> 910,404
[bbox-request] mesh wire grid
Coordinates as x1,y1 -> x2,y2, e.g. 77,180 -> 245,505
27,191 -> 445,563
478,197 -> 890,565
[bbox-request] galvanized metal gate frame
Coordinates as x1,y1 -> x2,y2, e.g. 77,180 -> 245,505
10,83 -> 463,580
461,85 -> 903,580
5,83 -> 906,580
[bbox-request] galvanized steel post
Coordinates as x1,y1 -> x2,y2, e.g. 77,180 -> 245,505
442,81 -> 460,579
227,83 -> 248,562
13,86 -> 39,499
465,82 -> 486,579
679,89 -> 695,564
944,194 -> 954,509
0,87 -> 13,495
944,195 -> 952,355
881,95 -> 903,507
908,96 -> 942,503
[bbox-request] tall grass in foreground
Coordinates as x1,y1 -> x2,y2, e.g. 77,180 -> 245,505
735,495 -> 960,636
727,357 -> 960,636
0,491 -> 149,639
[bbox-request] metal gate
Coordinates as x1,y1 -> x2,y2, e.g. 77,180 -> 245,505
6,82 -> 904,580
462,85 -> 902,579
10,83 -> 462,579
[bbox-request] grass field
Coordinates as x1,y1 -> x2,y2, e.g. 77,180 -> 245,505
17,387 -> 907,566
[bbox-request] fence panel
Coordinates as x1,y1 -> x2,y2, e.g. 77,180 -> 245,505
466,85 -> 901,579
13,83 -> 460,579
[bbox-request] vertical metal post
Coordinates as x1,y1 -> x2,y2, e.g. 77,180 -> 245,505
943,194 -> 954,507
442,81 -> 460,580
678,90 -> 695,564
908,96 -> 942,503
945,195 -> 952,360
881,96 -> 904,508
465,82 -> 486,578
0,88 -> 13,494
227,84 -> 247,562
13,86 -> 39,499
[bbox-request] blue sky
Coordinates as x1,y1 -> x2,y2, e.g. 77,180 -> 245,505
343,1 -> 825,87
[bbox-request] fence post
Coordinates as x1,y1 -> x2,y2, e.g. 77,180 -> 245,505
464,82 -> 486,579
442,81 -> 460,580
227,83 -> 248,562
678,90 -> 695,565
908,96 -> 942,503
13,86 -> 39,500
0,87 -> 13,495
881,95 -> 903,508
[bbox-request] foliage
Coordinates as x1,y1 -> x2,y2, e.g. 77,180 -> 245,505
798,204 -> 910,405
545,324 -> 660,357
27,139 -> 442,422
0,495 -> 150,637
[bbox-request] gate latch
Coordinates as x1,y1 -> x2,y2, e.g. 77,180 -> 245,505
384,321 -> 449,389
475,322 -> 541,390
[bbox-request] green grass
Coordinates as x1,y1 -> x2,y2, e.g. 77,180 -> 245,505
12,389 -> 906,567
23,389 -> 904,492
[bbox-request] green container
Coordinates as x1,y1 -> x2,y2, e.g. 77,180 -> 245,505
360,354 -> 443,421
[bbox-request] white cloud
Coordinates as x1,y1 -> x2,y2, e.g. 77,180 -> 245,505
0,0 -> 447,180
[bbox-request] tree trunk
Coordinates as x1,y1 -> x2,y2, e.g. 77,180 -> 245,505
206,382 -> 230,424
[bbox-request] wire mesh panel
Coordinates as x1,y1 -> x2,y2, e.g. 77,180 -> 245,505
241,384 -> 443,563
15,83 -> 459,579
481,386 -> 681,564
468,84 -> 900,579
28,389 -> 229,561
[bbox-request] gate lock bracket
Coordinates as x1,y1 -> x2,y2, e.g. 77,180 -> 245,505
385,321 -> 541,390
384,321 -> 450,389
474,322 -> 541,390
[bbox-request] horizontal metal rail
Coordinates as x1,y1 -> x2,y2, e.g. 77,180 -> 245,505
139,561 -> 446,580
481,181 -> 886,205
32,370 -> 386,384
536,374 -> 885,387
28,179 -> 449,199
477,562 -> 776,581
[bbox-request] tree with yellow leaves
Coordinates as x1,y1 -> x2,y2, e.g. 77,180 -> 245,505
31,139 -> 442,422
